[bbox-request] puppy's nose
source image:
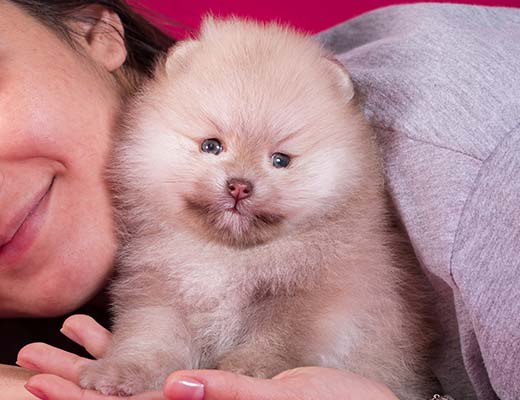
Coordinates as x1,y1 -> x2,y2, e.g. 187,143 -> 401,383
227,178 -> 253,201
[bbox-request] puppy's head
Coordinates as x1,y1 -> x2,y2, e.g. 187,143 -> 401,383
120,18 -> 372,247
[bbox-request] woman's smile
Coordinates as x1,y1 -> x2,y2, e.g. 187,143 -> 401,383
0,177 -> 55,266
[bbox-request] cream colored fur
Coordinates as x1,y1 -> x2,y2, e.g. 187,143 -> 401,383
80,17 -> 439,398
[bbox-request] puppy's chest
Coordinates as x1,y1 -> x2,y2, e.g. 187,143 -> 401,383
162,238 -> 315,341
177,264 -> 278,343
169,244 -> 274,311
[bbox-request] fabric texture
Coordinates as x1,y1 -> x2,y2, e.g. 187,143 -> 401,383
318,4 -> 520,400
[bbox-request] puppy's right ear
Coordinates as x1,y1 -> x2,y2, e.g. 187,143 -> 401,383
163,39 -> 199,73
325,56 -> 355,103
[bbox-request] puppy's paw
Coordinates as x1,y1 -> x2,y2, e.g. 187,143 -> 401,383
79,357 -> 159,396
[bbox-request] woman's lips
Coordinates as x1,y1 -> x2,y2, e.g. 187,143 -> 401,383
0,177 -> 55,266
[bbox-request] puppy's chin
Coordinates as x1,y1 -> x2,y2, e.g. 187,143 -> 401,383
183,197 -> 285,247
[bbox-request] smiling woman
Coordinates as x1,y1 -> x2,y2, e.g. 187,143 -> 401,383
0,1 -> 119,317
0,0 -> 173,318
0,0 -> 173,397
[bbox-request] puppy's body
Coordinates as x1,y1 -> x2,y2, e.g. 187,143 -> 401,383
81,18 -> 438,399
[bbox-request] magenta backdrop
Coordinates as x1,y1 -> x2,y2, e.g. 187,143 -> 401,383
138,0 -> 520,37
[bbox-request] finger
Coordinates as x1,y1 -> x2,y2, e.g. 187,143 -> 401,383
163,370 -> 298,400
17,342 -> 93,383
61,314 -> 112,359
26,374 -> 165,400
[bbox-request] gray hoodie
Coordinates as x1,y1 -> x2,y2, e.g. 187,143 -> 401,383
318,4 -> 520,400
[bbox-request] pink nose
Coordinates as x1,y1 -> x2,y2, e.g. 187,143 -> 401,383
227,179 -> 253,201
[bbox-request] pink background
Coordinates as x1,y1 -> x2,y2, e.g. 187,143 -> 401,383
139,0 -> 520,38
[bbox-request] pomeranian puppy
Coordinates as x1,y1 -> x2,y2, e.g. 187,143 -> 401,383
80,17 -> 438,399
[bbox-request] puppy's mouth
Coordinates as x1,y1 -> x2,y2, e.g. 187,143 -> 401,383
224,203 -> 250,216
184,197 -> 284,242
224,206 -> 283,226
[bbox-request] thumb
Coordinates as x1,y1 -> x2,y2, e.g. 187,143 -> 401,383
163,369 -> 299,400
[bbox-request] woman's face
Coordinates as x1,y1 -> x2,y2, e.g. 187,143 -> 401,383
0,2 -> 122,317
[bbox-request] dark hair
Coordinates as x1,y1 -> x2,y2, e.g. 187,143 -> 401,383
9,0 -> 176,90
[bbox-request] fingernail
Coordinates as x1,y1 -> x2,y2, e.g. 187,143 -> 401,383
60,327 -> 82,346
24,384 -> 49,400
164,377 -> 205,400
16,359 -> 40,372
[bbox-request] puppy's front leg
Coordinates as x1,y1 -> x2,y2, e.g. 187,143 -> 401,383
79,306 -> 194,396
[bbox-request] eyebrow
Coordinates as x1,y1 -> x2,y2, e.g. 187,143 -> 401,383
172,117 -> 223,144
206,117 -> 224,136
276,129 -> 304,147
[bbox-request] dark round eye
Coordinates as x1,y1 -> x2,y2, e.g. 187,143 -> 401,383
272,153 -> 291,168
201,138 -> 223,155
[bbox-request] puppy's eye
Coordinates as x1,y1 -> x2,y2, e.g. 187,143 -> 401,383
201,139 -> 223,155
272,153 -> 291,168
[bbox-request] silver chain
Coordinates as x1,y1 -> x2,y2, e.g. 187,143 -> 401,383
431,395 -> 454,400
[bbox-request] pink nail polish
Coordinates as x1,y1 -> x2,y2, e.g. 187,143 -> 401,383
25,384 -> 49,400
165,378 -> 205,400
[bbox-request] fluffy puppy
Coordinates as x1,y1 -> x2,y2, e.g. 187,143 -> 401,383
80,17 -> 438,399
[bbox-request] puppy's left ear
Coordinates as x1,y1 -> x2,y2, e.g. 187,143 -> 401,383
325,57 -> 355,103
164,39 -> 199,72
71,5 -> 127,72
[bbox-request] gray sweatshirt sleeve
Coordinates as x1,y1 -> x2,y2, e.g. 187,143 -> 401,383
317,4 -> 520,400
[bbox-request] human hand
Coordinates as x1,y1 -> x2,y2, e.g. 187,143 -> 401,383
17,314 -> 400,400
162,366 -> 400,400
16,314 -> 165,400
